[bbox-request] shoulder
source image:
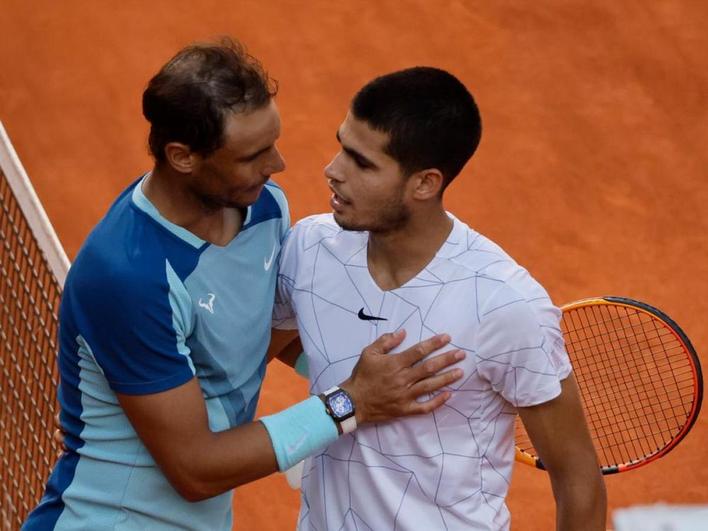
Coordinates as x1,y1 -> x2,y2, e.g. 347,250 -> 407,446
438,216 -> 560,324
64,223 -> 195,354
68,195 -> 198,308
279,214 -> 367,274
478,282 -> 541,330
288,214 -> 366,256
450,219 -> 553,302
289,213 -> 342,244
442,218 -> 518,278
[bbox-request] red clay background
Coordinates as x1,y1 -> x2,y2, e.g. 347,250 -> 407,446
1,1 -> 706,529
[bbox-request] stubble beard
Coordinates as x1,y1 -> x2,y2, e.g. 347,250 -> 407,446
334,194 -> 410,234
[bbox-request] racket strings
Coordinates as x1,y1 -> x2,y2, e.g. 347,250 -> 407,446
573,305 -> 693,464
570,307 -> 687,462
515,302 -> 696,470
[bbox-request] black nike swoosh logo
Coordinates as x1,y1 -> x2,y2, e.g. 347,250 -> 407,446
357,308 -> 387,321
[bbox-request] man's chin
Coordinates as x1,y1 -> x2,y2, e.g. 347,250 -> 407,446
332,213 -> 365,232
333,209 -> 410,234
224,187 -> 264,210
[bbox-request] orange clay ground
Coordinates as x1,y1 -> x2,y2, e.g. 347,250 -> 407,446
1,1 -> 707,529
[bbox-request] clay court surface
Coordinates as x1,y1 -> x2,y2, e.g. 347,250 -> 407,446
2,1 -> 707,528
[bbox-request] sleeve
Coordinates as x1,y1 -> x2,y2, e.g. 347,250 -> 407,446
473,284 -> 572,407
72,257 -> 195,395
272,225 -> 298,330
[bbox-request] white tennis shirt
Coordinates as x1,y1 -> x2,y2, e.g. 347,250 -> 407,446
274,213 -> 572,530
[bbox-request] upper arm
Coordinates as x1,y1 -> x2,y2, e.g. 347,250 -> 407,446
70,258 -> 195,395
517,374 -> 599,478
74,261 -> 204,493
474,286 -> 595,475
474,286 -> 571,407
117,378 -> 211,494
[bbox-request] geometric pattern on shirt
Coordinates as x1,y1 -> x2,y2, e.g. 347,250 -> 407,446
274,214 -> 570,531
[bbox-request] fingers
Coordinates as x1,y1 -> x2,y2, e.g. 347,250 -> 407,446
346,332 -> 462,424
363,329 -> 407,356
407,391 -> 452,415
408,349 -> 465,382
395,333 -> 452,366
53,412 -> 68,453
53,428 -> 66,457
409,367 -> 464,397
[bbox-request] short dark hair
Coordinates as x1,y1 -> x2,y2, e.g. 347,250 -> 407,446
142,38 -> 277,163
351,67 -> 481,187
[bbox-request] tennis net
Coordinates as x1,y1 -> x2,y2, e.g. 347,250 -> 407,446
0,121 -> 69,528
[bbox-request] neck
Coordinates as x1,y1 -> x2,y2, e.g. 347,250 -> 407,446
367,206 -> 452,291
143,165 -> 243,246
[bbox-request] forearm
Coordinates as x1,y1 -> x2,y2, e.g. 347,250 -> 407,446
122,331 -> 463,502
552,473 -> 607,531
120,380 -> 334,502
184,332 -> 464,497
175,420 -> 278,500
164,396 -> 338,501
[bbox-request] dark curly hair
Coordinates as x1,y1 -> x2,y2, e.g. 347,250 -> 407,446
142,37 -> 278,163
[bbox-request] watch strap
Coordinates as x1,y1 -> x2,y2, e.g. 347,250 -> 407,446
339,415 -> 357,434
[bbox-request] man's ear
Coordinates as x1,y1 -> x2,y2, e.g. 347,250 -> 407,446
164,142 -> 196,174
409,168 -> 445,200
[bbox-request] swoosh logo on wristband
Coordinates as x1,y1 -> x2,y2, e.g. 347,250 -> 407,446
285,432 -> 308,456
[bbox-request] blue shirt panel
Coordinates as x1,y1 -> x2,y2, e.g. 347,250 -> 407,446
23,178 -> 289,531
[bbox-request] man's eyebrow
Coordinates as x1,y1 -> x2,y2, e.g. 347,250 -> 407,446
335,130 -> 378,169
236,144 -> 272,162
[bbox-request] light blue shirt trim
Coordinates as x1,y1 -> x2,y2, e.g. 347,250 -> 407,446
131,175 -> 254,249
165,260 -> 197,375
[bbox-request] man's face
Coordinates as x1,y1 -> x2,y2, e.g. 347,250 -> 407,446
190,100 -> 285,209
325,112 -> 410,232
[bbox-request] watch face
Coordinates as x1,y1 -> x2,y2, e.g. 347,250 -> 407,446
328,391 -> 354,418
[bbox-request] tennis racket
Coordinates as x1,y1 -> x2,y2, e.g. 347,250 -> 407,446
515,296 -> 703,474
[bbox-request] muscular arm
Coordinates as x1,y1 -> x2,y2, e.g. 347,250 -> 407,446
517,374 -> 607,531
118,379 -> 276,501
118,330 -> 465,501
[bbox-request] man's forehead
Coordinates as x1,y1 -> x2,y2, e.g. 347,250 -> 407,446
221,101 -> 280,153
339,112 -> 389,154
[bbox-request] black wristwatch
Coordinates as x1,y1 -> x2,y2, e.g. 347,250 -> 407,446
319,386 -> 357,435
